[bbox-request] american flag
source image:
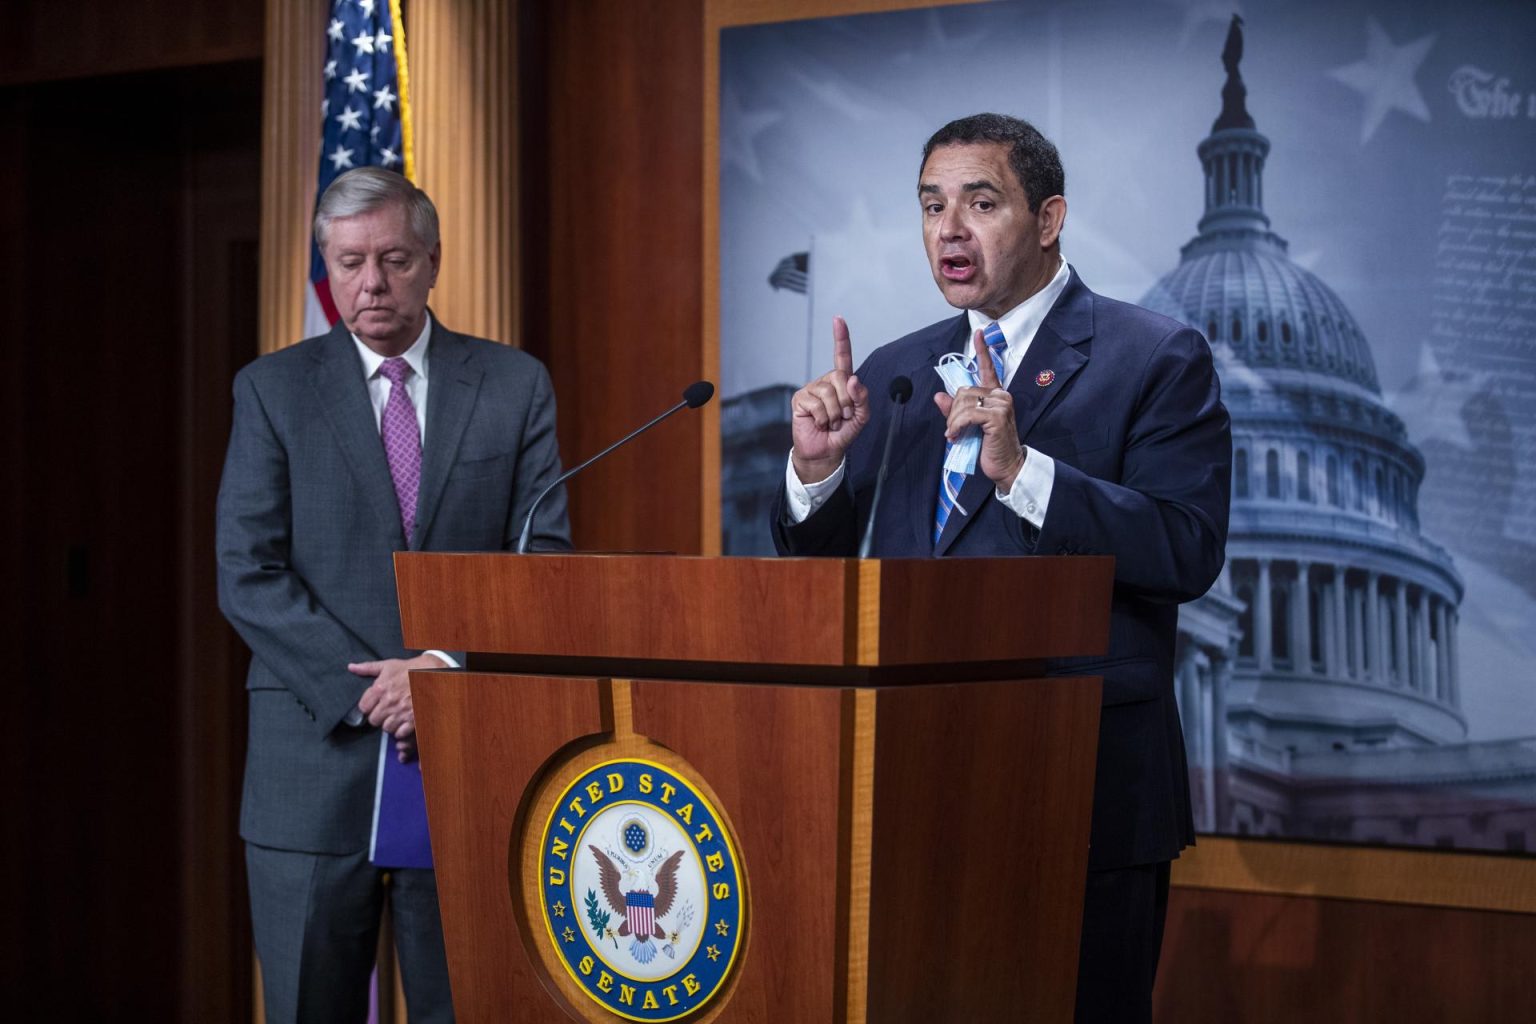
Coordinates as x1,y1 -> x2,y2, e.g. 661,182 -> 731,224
305,0 -> 415,337
768,251 -> 809,294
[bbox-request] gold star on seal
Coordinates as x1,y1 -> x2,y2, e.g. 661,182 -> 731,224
551,900 -> 566,918
706,944 -> 721,962
562,927 -> 575,943
714,919 -> 730,936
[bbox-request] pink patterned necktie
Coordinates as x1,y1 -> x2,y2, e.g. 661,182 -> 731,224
378,357 -> 422,543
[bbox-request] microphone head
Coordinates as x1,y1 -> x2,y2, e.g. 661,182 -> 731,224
888,375 -> 913,404
683,380 -> 716,408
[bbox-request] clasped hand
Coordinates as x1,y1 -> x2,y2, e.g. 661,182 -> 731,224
349,652 -> 448,763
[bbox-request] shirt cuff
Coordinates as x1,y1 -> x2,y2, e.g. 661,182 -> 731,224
783,451 -> 846,524
424,649 -> 459,669
995,447 -> 1054,529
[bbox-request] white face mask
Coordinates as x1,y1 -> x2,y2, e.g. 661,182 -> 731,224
934,352 -> 983,477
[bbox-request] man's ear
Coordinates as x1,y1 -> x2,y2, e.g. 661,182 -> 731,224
1037,195 -> 1066,249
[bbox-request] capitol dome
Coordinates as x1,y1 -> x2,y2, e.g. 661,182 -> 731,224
1137,18 -> 1465,841
1146,244 -> 1381,397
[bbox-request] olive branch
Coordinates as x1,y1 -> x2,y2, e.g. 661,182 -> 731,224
584,889 -> 618,949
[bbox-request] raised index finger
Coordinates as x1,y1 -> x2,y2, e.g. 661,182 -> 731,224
974,327 -> 1001,388
831,316 -> 855,375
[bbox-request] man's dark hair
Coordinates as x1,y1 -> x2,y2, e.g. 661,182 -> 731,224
920,113 -> 1065,214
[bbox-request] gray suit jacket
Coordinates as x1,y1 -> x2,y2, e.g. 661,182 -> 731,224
216,318 -> 570,854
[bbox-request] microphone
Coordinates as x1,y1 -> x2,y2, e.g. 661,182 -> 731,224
857,375 -> 913,559
515,380 -> 715,553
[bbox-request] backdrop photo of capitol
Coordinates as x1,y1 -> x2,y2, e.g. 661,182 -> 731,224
718,0 -> 1536,853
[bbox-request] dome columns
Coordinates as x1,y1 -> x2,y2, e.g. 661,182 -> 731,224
1228,557 -> 1463,733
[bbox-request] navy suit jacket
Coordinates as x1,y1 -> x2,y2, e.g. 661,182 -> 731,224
216,319 -> 571,854
772,269 -> 1231,870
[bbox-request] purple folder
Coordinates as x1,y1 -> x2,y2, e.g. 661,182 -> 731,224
370,731 -> 434,869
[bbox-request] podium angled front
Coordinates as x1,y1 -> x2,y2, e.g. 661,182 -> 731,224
397,554 -> 1112,1023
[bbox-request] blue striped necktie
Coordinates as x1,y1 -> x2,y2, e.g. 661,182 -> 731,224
934,321 -> 1008,544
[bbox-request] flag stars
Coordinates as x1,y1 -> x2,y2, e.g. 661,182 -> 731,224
713,919 -> 730,937
335,106 -> 363,132
706,944 -> 721,962
329,145 -> 356,171
327,19 -> 345,43
370,124 -> 381,142
352,31 -> 376,57
321,97 -> 330,118
343,68 -> 369,94
358,0 -> 377,16
323,59 -> 338,81
375,29 -> 392,53
380,148 -> 400,167
373,84 -> 398,112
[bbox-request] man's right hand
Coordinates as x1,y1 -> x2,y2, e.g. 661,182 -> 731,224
790,316 -> 870,483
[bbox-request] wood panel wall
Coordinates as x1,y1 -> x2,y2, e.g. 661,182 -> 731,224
0,57 -> 261,1020
519,0 -> 707,555
1157,886 -> 1536,1021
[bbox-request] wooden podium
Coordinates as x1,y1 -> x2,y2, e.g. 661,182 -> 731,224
396,553 -> 1112,1023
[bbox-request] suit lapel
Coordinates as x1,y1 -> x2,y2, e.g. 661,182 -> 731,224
414,324 -> 483,549
308,324 -> 407,546
933,269 -> 1094,556
902,315 -> 970,552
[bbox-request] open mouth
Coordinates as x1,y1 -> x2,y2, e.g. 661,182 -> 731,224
940,255 -> 976,282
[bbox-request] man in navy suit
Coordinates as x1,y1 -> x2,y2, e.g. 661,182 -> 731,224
773,113 -> 1231,1022
217,168 -> 570,1022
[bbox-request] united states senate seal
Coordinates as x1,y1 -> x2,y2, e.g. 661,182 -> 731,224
539,758 -> 745,1021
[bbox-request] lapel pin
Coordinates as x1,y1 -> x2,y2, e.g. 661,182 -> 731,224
1036,369 -> 1056,387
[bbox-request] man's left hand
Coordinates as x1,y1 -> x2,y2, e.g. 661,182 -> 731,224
934,328 -> 1026,491
349,652 -> 448,739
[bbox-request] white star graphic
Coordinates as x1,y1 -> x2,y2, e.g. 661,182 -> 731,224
323,59 -> 338,81
381,147 -> 400,167
373,84 -> 398,111
720,86 -> 782,183
375,29 -> 392,53
335,106 -> 363,132
1328,18 -> 1437,144
327,19 -> 345,43
351,31 -> 376,57
359,0 -> 377,16
343,68 -> 370,94
329,145 -> 355,171
370,124 -> 381,142
320,97 -> 330,118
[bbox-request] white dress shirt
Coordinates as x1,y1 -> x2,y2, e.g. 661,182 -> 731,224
352,315 -> 433,436
786,260 -> 1072,531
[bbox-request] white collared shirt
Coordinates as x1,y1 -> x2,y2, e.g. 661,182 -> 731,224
785,260 -> 1071,532
352,315 -> 433,439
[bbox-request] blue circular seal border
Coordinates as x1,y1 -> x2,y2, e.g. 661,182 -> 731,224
538,758 -> 745,1021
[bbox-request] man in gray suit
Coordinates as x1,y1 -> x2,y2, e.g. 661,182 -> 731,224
217,167 -> 570,1022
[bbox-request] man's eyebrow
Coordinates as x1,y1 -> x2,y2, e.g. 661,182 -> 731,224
917,179 -> 1002,196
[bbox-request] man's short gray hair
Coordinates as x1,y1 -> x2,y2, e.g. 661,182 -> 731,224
314,167 -> 440,250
